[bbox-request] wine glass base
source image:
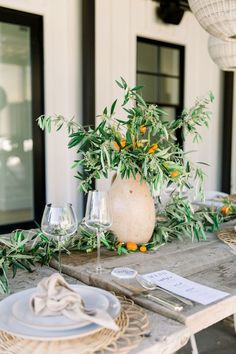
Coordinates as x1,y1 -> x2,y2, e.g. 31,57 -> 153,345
87,266 -> 109,275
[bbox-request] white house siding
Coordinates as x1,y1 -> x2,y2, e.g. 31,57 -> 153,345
95,0 -> 223,192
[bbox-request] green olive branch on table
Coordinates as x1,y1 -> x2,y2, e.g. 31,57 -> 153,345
0,197 -> 234,295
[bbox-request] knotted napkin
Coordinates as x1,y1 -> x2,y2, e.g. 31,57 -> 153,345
30,273 -> 119,331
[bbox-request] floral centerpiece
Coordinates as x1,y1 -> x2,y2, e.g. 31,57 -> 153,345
38,77 -> 216,246
38,78 -> 211,196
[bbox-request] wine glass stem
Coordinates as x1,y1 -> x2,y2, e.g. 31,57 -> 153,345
96,229 -> 102,273
58,236 -> 62,274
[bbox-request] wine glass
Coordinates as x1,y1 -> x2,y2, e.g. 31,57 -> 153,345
84,191 -> 112,273
41,203 -> 78,274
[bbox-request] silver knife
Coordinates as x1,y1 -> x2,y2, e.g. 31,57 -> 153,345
112,280 -> 183,311
144,293 -> 183,312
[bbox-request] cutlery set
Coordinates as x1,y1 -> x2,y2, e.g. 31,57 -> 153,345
113,274 -> 194,312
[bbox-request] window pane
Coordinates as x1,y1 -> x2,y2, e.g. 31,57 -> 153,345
160,106 -> 176,122
137,73 -> 158,103
159,47 -> 180,76
0,22 -> 34,225
157,77 -> 179,105
137,42 -> 158,73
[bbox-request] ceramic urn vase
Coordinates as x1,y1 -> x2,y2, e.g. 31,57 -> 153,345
109,174 -> 155,244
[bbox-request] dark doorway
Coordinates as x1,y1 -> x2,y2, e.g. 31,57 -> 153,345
0,7 -> 45,233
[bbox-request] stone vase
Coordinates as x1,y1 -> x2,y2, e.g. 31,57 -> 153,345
109,174 -> 155,244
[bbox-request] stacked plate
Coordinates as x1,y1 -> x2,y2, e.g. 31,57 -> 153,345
194,191 -> 228,208
0,285 -> 121,341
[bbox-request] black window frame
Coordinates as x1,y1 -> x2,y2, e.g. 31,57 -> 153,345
136,37 -> 185,146
0,7 -> 45,234
221,72 -> 234,193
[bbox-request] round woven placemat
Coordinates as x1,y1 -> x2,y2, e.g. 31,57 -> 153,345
217,227 -> 236,245
0,296 -> 149,354
228,194 -> 236,202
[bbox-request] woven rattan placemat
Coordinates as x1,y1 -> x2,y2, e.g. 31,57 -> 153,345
228,194 -> 236,202
0,296 -> 149,354
217,227 -> 236,245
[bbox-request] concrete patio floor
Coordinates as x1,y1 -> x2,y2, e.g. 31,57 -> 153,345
177,320 -> 236,354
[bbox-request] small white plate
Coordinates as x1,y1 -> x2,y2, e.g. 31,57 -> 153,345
194,191 -> 228,208
12,287 -> 109,331
0,285 -> 120,341
111,267 -> 137,279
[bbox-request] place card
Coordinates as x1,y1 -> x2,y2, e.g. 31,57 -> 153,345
143,270 -> 229,305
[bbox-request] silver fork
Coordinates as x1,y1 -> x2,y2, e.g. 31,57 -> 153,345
136,274 -> 193,306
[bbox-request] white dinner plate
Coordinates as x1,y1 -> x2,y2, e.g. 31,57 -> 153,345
194,191 -> 229,208
204,191 -> 228,200
0,285 -> 120,341
12,286 -> 109,331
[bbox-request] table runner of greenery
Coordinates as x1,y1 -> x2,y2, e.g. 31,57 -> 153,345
0,196 -> 235,295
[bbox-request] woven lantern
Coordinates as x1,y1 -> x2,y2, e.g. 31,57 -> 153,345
188,0 -> 236,41
208,35 -> 236,71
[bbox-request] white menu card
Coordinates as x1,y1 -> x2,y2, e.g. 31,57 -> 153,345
143,270 -> 229,305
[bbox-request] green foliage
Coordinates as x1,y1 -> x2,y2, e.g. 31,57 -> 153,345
0,229 -> 57,295
1,80 -> 230,296
1,197 -> 232,295
37,78 -> 214,197
150,196 -> 224,248
0,225 -> 117,295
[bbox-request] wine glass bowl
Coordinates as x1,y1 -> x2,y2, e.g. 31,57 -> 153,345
85,191 -> 112,273
41,203 -> 78,273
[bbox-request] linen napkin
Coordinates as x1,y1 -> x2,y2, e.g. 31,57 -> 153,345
30,273 -> 119,331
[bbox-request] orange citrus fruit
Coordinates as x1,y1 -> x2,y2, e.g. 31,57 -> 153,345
147,143 -> 158,154
120,138 -> 126,148
112,141 -> 120,151
170,171 -> 179,178
139,245 -> 147,252
139,125 -> 147,134
126,242 -> 138,251
221,206 -> 230,216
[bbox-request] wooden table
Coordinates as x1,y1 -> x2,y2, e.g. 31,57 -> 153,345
1,224 -> 236,353
0,266 -> 190,354
54,225 -> 236,351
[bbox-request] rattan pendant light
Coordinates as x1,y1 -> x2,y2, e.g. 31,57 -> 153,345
208,35 -> 236,71
188,0 -> 236,41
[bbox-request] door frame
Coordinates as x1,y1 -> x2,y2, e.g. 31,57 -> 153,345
0,7 -> 45,233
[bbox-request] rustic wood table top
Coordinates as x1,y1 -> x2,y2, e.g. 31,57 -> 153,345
56,225 -> 236,336
1,223 -> 236,353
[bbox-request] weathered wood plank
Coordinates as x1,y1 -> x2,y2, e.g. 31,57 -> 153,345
57,236 -> 233,279
56,229 -> 236,335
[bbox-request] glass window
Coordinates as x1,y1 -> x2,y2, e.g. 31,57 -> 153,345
159,47 -> 180,76
137,42 -> 158,74
160,106 -> 176,122
0,22 -> 34,225
157,77 -> 179,105
0,8 -> 45,233
137,74 -> 158,103
136,38 -> 184,146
